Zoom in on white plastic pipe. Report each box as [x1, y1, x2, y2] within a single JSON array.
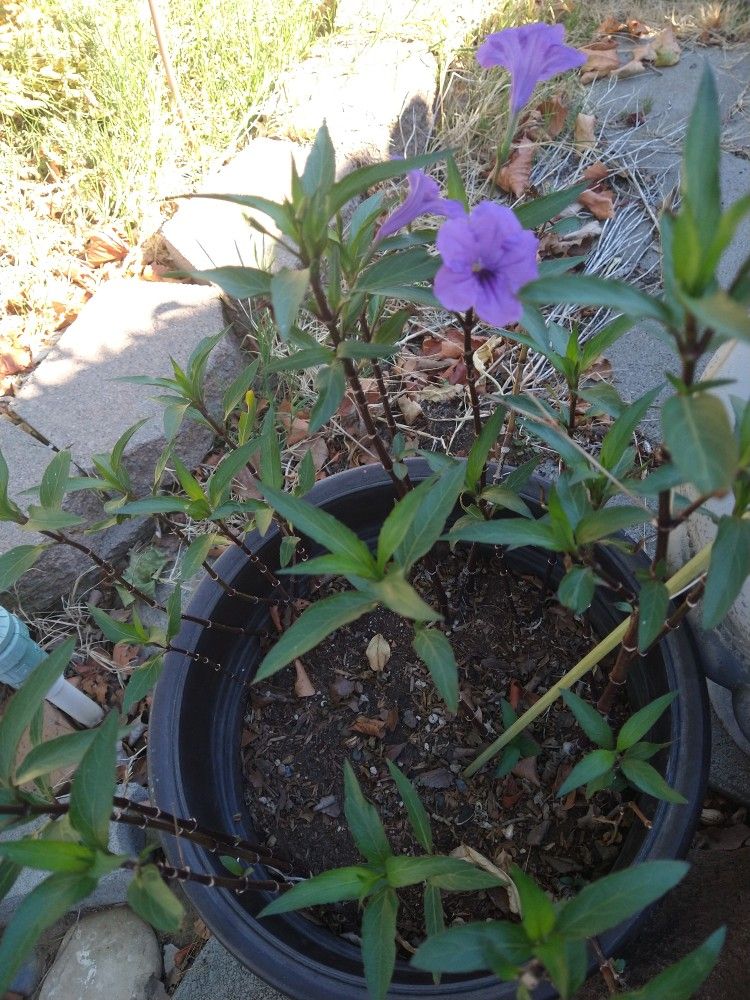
[[0, 608, 103, 728]]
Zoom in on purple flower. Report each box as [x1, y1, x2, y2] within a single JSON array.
[[434, 202, 539, 327], [477, 23, 586, 116], [375, 170, 464, 241]]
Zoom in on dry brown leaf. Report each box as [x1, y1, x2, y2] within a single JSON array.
[[450, 844, 521, 913], [84, 228, 129, 266], [584, 161, 609, 182], [598, 16, 624, 34], [417, 384, 463, 403], [583, 38, 619, 51], [579, 46, 620, 84], [113, 642, 139, 668], [313, 794, 341, 818], [579, 186, 616, 220], [574, 113, 597, 152], [397, 395, 423, 425], [613, 58, 647, 79], [366, 633, 391, 671], [495, 141, 536, 198], [294, 659, 316, 697], [539, 220, 602, 256], [472, 336, 501, 376], [627, 19, 651, 35], [537, 96, 568, 137], [350, 716, 387, 738], [654, 26, 681, 66], [0, 341, 31, 377], [632, 40, 657, 62], [512, 755, 541, 786]]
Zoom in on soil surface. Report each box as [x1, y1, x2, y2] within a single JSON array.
[[241, 551, 632, 946]]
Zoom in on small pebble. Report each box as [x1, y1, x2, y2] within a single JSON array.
[[369, 766, 378, 775]]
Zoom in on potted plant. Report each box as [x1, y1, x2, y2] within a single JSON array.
[[0, 24, 747, 999]]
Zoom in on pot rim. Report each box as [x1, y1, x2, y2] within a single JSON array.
[[149, 461, 710, 1000]]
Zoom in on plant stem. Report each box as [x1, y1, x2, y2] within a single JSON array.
[[359, 311, 400, 442], [123, 857, 294, 894], [496, 343, 528, 478], [597, 614, 638, 714], [214, 519, 292, 602], [460, 309, 483, 439]]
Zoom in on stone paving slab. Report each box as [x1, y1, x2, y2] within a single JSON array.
[[173, 937, 282, 1000], [162, 138, 311, 274]]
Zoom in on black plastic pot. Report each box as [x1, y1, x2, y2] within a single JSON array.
[[149, 461, 710, 1000]]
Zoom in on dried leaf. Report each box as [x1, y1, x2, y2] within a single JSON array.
[[472, 336, 501, 376], [350, 716, 387, 738], [366, 633, 391, 671], [84, 228, 129, 266], [574, 113, 597, 152], [112, 642, 139, 668], [0, 341, 31, 376], [294, 659, 316, 697], [613, 58, 647, 79], [313, 794, 341, 818], [330, 676, 355, 701], [450, 844, 521, 913], [579, 186, 616, 220], [580, 46, 620, 83], [495, 141, 536, 198], [584, 161, 609, 182], [511, 755, 541, 786], [537, 96, 568, 137], [419, 767, 454, 789], [654, 26, 680, 66], [397, 395, 423, 425]]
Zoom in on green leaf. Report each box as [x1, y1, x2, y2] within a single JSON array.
[[512, 865, 556, 943], [376, 481, 430, 571], [368, 572, 439, 621], [0, 637, 75, 784], [0, 858, 20, 905], [0, 872, 97, 996], [617, 692, 677, 750], [580, 316, 634, 371], [343, 760, 392, 865], [703, 516, 750, 628], [429, 865, 510, 892], [22, 507, 83, 532], [576, 506, 652, 545], [88, 606, 146, 645], [267, 346, 334, 372], [685, 289, 750, 342], [336, 341, 399, 360], [68, 711, 119, 850], [256, 592, 376, 681], [223, 361, 259, 418], [637, 581, 671, 652], [561, 690, 615, 748], [394, 461, 466, 571], [536, 936, 587, 1000], [185, 193, 295, 238], [620, 758, 687, 803], [412, 627, 459, 712], [662, 393, 738, 494], [16, 729, 98, 784], [385, 855, 477, 888], [0, 839, 96, 873], [257, 484, 376, 573], [328, 149, 446, 216], [361, 888, 398, 1000], [355, 246, 439, 296], [309, 362, 346, 433], [513, 181, 589, 230], [181, 266, 271, 299], [620, 928, 725, 999], [180, 534, 220, 580], [412, 920, 532, 974], [522, 276, 671, 326], [466, 407, 505, 492], [386, 761, 432, 853], [447, 516, 565, 551], [117, 496, 191, 517], [423, 881, 444, 943], [557, 748, 617, 797], [127, 864, 184, 932], [271, 267, 309, 340], [556, 861, 688, 938], [123, 656, 164, 714], [0, 544, 47, 593], [557, 566, 596, 614], [260, 865, 379, 916], [681, 64, 721, 255], [302, 123, 335, 197], [372, 308, 411, 345], [480, 486, 532, 518], [600, 387, 661, 471], [39, 451, 71, 509]]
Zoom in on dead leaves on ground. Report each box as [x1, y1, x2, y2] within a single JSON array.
[[579, 23, 682, 84]]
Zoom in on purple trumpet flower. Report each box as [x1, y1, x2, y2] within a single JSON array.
[[375, 170, 464, 242], [477, 23, 586, 116], [434, 201, 539, 328]]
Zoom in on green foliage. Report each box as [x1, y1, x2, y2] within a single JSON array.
[[127, 864, 185, 932], [494, 700, 540, 779]]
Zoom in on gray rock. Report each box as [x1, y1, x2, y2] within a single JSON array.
[[173, 936, 283, 1000], [162, 138, 311, 274], [6, 280, 246, 609], [37, 907, 161, 1000], [268, 36, 437, 161]]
